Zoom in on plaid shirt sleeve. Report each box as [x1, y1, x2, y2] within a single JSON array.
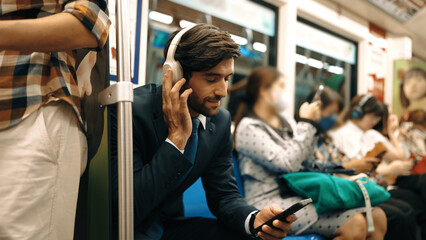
[[0, 0, 111, 130], [64, 0, 111, 51]]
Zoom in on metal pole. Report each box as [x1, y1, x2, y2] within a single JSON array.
[[116, 0, 134, 239]]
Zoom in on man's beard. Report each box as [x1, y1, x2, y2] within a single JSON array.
[[184, 84, 221, 117]]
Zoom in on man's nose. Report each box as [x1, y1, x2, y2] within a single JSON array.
[[214, 79, 228, 98]]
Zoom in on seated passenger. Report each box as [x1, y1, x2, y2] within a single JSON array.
[[235, 66, 386, 239], [110, 24, 295, 240], [312, 94, 419, 240], [397, 109, 426, 173], [328, 94, 426, 240], [299, 88, 419, 240]]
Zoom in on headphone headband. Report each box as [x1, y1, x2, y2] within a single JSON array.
[[163, 26, 195, 83], [358, 93, 374, 108], [351, 93, 375, 119], [166, 26, 194, 63]]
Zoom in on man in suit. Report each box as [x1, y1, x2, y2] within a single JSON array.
[[112, 24, 295, 240]]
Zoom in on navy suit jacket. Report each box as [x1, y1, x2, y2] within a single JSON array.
[[111, 84, 256, 236]]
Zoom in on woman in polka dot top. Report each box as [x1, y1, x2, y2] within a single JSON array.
[[235, 66, 386, 239]]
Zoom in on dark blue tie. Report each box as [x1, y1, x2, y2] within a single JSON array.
[[145, 118, 200, 240], [182, 118, 200, 180], [184, 118, 200, 162]]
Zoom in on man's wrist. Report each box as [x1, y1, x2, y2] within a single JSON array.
[[245, 210, 260, 238], [165, 138, 184, 153], [167, 134, 187, 150]]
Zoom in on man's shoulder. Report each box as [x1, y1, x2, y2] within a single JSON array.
[[133, 84, 162, 108], [211, 107, 231, 122], [134, 83, 161, 99]]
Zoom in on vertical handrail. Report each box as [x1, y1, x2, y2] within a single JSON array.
[[116, 0, 134, 239]]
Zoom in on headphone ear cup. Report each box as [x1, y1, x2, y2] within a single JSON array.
[[163, 27, 194, 84], [171, 61, 183, 83], [351, 106, 363, 119], [163, 62, 172, 76], [162, 60, 183, 84]]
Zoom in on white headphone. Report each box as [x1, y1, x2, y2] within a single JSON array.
[[163, 26, 195, 83]]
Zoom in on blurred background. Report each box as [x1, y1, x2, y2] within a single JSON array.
[[108, 0, 426, 119]]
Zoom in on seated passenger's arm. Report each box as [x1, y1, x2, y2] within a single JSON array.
[[385, 113, 406, 160], [375, 160, 413, 176], [342, 157, 380, 173], [110, 107, 192, 226], [381, 137, 406, 161], [136, 144, 194, 224], [236, 119, 317, 173], [364, 129, 404, 161], [202, 123, 257, 236], [204, 120, 295, 240]]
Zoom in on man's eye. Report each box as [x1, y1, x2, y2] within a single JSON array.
[[206, 79, 216, 82]]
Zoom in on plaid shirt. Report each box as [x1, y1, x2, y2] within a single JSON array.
[[0, 0, 110, 130]]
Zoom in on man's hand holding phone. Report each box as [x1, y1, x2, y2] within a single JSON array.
[[162, 69, 192, 150], [253, 204, 296, 240]]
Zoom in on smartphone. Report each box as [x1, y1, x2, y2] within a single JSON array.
[[365, 142, 387, 159], [254, 198, 313, 233], [375, 150, 387, 160], [311, 85, 324, 103]]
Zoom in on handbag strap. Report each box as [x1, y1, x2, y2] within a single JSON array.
[[341, 173, 374, 232], [353, 176, 375, 232], [344, 173, 369, 182]]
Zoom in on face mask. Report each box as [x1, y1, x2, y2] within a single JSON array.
[[319, 114, 338, 132], [266, 88, 291, 113]]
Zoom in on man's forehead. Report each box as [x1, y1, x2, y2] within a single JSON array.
[[202, 59, 234, 76]]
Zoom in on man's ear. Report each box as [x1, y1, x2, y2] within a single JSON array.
[[179, 79, 191, 95]]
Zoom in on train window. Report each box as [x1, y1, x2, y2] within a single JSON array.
[[294, 18, 358, 111]]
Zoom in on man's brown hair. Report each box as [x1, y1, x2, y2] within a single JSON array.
[[163, 23, 240, 81]]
